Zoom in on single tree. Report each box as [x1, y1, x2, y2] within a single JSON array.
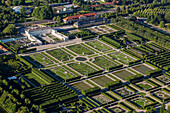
[[160, 21, 165, 28], [56, 16, 61, 25]]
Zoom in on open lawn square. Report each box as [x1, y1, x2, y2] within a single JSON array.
[[131, 97, 152, 107], [112, 70, 134, 80], [49, 67, 75, 80], [112, 87, 134, 97], [91, 76, 114, 87], [46, 49, 72, 61], [153, 90, 170, 99], [110, 106, 126, 113], [86, 40, 112, 52], [27, 53, 53, 66], [68, 62, 96, 75], [156, 75, 170, 84], [71, 81, 92, 92], [108, 52, 135, 64], [136, 81, 155, 90], [93, 56, 117, 69], [67, 44, 94, 55], [132, 64, 153, 75], [91, 94, 113, 105], [23, 73, 48, 87]]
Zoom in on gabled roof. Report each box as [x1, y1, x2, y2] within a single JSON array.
[[91, 5, 99, 8], [102, 2, 114, 5], [64, 13, 97, 21]]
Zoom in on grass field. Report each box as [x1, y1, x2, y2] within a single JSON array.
[[71, 82, 92, 92], [49, 67, 75, 80], [67, 44, 94, 55], [132, 97, 151, 107], [25, 0, 32, 3], [137, 83, 152, 90], [108, 52, 135, 64], [24, 73, 47, 86], [91, 76, 113, 87], [132, 65, 153, 74], [68, 62, 96, 75], [113, 70, 134, 80], [86, 40, 112, 52], [93, 56, 116, 69], [46, 49, 72, 61], [28, 53, 53, 66]]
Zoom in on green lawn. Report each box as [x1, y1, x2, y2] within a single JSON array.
[[25, 0, 33, 3], [28, 53, 53, 66], [24, 73, 48, 86], [113, 70, 134, 80], [67, 44, 94, 55], [50, 67, 75, 80], [108, 52, 135, 64], [86, 40, 112, 52], [132, 65, 153, 74], [137, 83, 152, 90], [132, 98, 151, 107], [93, 56, 116, 69], [68, 62, 96, 75], [71, 82, 92, 92], [46, 49, 72, 61], [91, 76, 113, 87]]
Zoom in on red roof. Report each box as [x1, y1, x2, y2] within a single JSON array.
[[113, 0, 119, 3], [102, 2, 114, 5], [64, 13, 97, 21], [91, 5, 99, 8]]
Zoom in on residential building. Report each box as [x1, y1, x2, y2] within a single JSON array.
[[13, 6, 33, 14], [52, 4, 78, 14], [63, 13, 98, 24], [73, 18, 107, 28]]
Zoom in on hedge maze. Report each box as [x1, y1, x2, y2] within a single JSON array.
[[15, 36, 170, 112]]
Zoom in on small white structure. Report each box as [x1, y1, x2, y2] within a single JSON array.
[[25, 30, 42, 45], [8, 76, 17, 80], [51, 30, 68, 41], [13, 6, 33, 14]]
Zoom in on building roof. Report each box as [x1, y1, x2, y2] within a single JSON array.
[[91, 5, 99, 8], [102, 2, 114, 5], [63, 4, 78, 8], [64, 13, 97, 21], [113, 0, 119, 3]]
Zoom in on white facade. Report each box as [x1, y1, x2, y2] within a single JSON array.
[[25, 31, 42, 45], [51, 30, 68, 41]]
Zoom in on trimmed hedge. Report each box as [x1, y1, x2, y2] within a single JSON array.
[[145, 69, 162, 77], [19, 48, 37, 54], [128, 60, 142, 66], [82, 87, 101, 96], [125, 74, 144, 83], [87, 70, 104, 77], [104, 80, 122, 89], [108, 65, 123, 72]]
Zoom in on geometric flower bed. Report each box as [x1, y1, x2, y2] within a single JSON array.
[[86, 40, 112, 52], [155, 75, 170, 84], [110, 106, 126, 113], [135, 79, 159, 91], [91, 93, 114, 105], [153, 90, 170, 99], [71, 81, 93, 92], [112, 70, 135, 80], [111, 85, 136, 99], [108, 51, 135, 64]]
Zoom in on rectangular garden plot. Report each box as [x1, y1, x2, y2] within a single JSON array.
[[155, 75, 170, 84], [135, 80, 159, 91], [24, 73, 48, 86], [108, 52, 135, 64], [26, 53, 53, 67], [49, 67, 75, 80], [132, 64, 153, 75], [68, 62, 97, 76], [93, 56, 117, 69], [127, 96, 155, 109], [46, 49, 73, 61], [90, 94, 114, 106], [151, 89, 170, 102], [86, 40, 112, 52], [67, 44, 94, 55], [111, 86, 135, 99], [108, 104, 129, 113], [71, 81, 93, 92], [112, 70, 134, 80], [91, 76, 114, 87]]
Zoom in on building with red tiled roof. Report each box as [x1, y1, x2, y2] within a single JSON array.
[[63, 13, 97, 24], [91, 5, 99, 8], [113, 0, 119, 4], [102, 2, 114, 6]]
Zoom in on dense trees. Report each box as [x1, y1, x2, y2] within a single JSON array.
[[32, 5, 53, 19], [2, 24, 17, 35]]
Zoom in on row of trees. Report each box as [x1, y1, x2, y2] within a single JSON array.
[[0, 0, 25, 6], [116, 17, 170, 48]]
